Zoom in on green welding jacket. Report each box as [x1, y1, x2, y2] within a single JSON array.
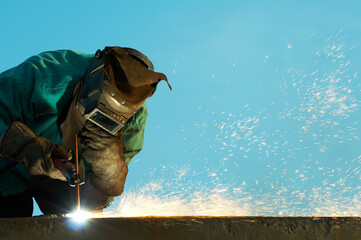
[[0, 50, 148, 196]]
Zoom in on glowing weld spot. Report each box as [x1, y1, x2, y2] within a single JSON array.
[[66, 210, 92, 223]]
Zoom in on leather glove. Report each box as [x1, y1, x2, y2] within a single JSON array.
[[0, 121, 72, 181], [79, 121, 128, 196]]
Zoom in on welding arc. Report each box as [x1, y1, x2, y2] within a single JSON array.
[[75, 134, 80, 211]]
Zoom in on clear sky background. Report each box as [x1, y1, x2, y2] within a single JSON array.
[[1, 0, 361, 216]]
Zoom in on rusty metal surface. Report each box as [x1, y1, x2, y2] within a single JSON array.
[[1, 216, 361, 240]]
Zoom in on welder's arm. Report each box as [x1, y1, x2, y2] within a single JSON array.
[[0, 121, 72, 180], [122, 103, 148, 165]]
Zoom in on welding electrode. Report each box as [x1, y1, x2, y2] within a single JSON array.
[[53, 134, 81, 211], [75, 134, 80, 211]]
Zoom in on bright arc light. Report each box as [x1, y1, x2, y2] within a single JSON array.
[[66, 210, 92, 223]]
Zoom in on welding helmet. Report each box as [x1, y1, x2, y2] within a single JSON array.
[[61, 47, 171, 150]]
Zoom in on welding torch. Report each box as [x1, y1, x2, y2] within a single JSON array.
[[53, 135, 82, 211]]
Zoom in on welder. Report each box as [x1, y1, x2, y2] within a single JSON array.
[[0, 47, 170, 217]]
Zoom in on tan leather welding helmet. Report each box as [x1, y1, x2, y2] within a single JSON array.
[[61, 47, 171, 150]]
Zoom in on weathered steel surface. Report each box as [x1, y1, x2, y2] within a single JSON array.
[[0, 216, 361, 240]]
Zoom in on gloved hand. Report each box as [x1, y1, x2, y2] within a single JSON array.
[[79, 121, 128, 196], [53, 156, 86, 186], [0, 121, 72, 181]]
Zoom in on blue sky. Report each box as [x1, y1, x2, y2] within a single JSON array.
[[1, 1, 361, 216]]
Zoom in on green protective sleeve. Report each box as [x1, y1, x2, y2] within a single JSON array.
[[122, 103, 148, 165]]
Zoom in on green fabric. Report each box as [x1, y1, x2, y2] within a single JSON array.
[[0, 50, 147, 196]]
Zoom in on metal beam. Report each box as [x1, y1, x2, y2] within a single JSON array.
[[0, 216, 360, 240]]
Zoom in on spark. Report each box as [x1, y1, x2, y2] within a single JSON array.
[[104, 31, 361, 218], [263, 55, 269, 62]]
